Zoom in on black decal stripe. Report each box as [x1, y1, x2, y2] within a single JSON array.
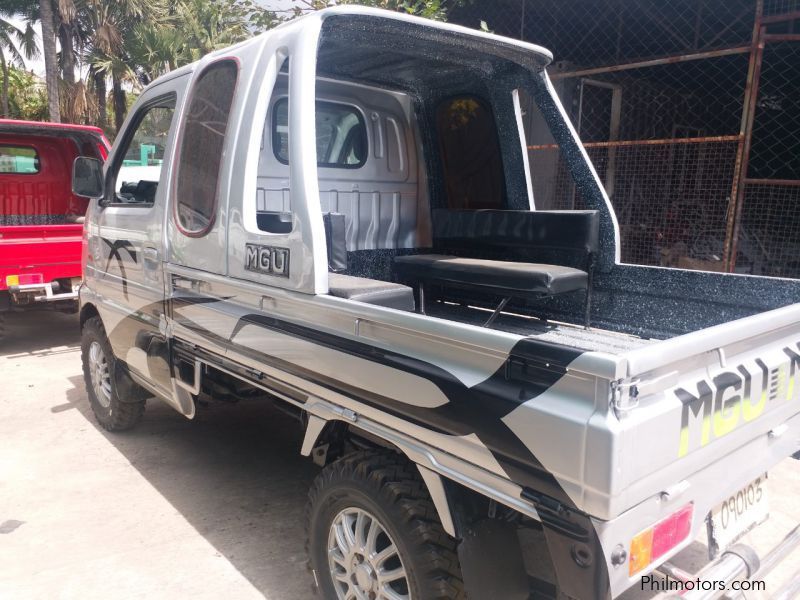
[[174, 298, 584, 508], [102, 238, 138, 301]]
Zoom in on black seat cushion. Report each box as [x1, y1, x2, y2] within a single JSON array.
[[323, 212, 348, 272], [328, 273, 416, 312], [394, 254, 588, 296]]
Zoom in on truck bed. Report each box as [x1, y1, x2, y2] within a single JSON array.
[[427, 301, 655, 353], [0, 224, 83, 291]]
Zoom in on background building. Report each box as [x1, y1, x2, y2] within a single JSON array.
[[451, 0, 800, 277]]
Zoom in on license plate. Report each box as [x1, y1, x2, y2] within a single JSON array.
[[707, 475, 769, 558]]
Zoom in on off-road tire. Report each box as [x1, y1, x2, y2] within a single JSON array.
[[81, 316, 145, 431], [306, 450, 465, 600]]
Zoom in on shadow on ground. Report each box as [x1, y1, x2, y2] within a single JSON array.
[[1, 310, 80, 356], [2, 312, 320, 598], [64, 376, 317, 600], [60, 356, 320, 599]]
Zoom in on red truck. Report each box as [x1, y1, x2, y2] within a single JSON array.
[[0, 120, 109, 321]]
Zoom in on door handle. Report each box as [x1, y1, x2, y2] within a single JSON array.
[[173, 276, 194, 290], [142, 247, 159, 264], [172, 276, 209, 293]]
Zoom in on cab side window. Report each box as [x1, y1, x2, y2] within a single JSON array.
[[0, 145, 40, 174], [111, 98, 176, 205], [175, 60, 238, 235], [272, 99, 367, 168]]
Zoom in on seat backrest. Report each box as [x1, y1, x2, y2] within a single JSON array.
[[323, 212, 348, 272], [431, 209, 600, 271], [432, 209, 599, 254]]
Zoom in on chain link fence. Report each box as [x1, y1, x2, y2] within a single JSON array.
[[450, 0, 800, 277]]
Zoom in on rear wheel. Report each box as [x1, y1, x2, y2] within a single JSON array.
[[306, 451, 464, 600], [81, 316, 145, 431]]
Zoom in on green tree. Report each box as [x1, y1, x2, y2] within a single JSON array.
[[123, 0, 275, 83], [4, 66, 47, 120], [78, 0, 272, 132], [5, 0, 465, 129], [77, 0, 166, 132], [177, 0, 258, 61], [38, 0, 60, 121], [0, 7, 39, 117], [284, 0, 462, 21]]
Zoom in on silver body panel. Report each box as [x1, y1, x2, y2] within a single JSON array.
[[258, 74, 428, 251]]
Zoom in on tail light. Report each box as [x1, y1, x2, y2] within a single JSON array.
[[6, 274, 44, 287], [629, 504, 693, 576]]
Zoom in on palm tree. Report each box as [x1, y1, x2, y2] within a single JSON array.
[[81, 0, 259, 130], [177, 0, 251, 60], [125, 22, 184, 83], [77, 0, 165, 132], [5, 0, 276, 127], [0, 9, 39, 117], [38, 0, 60, 121], [56, 0, 77, 85]]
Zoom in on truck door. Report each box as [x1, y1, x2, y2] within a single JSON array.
[[89, 77, 185, 397], [166, 35, 329, 355], [223, 40, 329, 295], [163, 59, 240, 357]]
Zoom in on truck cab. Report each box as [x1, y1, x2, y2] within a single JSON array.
[[75, 8, 800, 599], [0, 120, 108, 316]]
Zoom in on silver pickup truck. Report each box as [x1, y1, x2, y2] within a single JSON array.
[[71, 7, 800, 600]]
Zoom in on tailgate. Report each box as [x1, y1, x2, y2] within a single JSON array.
[[611, 302, 800, 516], [0, 224, 83, 290]]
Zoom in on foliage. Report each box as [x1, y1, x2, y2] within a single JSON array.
[[125, 0, 279, 83], [1, 4, 40, 116], [9, 0, 465, 127], [284, 0, 463, 21], [3, 67, 48, 120], [104, 89, 137, 140], [0, 12, 38, 66]]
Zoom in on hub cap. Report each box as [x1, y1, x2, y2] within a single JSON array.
[[327, 507, 410, 600], [88, 341, 112, 408]]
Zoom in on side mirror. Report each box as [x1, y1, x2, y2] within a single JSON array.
[[72, 156, 104, 199]]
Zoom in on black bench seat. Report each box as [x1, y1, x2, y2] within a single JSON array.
[[328, 273, 415, 312], [393, 255, 588, 296], [393, 209, 600, 327]]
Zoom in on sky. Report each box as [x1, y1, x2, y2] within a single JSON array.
[[6, 0, 300, 78]]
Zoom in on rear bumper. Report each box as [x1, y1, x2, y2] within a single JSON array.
[[7, 281, 79, 304], [597, 409, 800, 598], [654, 523, 800, 600]]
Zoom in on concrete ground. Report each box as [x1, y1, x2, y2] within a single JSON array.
[[1, 310, 798, 600]]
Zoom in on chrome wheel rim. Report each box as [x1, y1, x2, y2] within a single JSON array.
[[88, 341, 112, 408], [327, 507, 410, 600]]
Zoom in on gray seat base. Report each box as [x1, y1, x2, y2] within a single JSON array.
[[328, 273, 416, 312], [393, 254, 588, 296]]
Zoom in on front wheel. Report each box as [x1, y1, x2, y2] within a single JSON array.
[[81, 316, 145, 431], [306, 451, 464, 600]]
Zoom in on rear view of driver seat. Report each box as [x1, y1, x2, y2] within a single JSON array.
[[323, 213, 416, 312]]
